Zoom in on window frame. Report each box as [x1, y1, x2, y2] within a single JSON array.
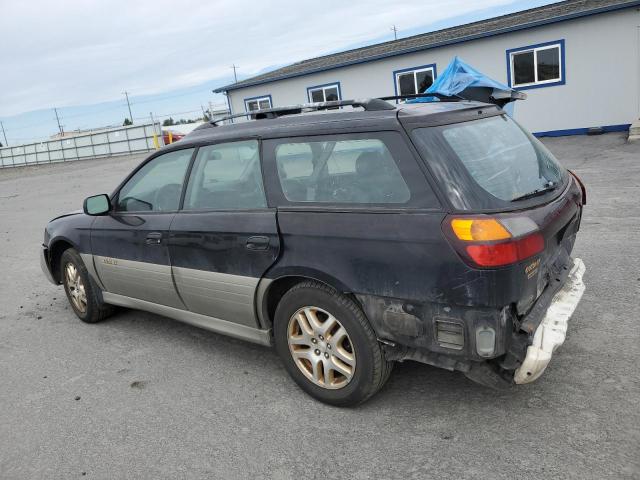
[[111, 146, 197, 215], [244, 95, 273, 113], [392, 64, 437, 101], [261, 130, 442, 211], [506, 39, 565, 90], [306, 82, 342, 103]]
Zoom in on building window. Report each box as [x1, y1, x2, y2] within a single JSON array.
[[244, 95, 272, 112], [393, 64, 436, 97], [306, 83, 342, 104], [507, 40, 565, 89]]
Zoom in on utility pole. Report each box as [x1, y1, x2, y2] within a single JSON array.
[[0, 121, 8, 147], [391, 25, 398, 40], [123, 91, 134, 124], [231, 64, 238, 83], [53, 108, 64, 136]]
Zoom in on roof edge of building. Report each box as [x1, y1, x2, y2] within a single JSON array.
[[213, 0, 640, 94]]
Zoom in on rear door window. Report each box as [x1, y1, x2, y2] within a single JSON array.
[[183, 140, 266, 210]]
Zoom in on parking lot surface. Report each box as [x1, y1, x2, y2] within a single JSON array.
[[1, 134, 639, 479]]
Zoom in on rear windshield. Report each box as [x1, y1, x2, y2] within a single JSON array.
[[412, 115, 567, 210]]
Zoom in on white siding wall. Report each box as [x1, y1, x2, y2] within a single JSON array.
[[227, 8, 640, 133]]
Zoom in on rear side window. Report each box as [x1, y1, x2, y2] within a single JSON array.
[[412, 115, 567, 209], [274, 138, 411, 204]]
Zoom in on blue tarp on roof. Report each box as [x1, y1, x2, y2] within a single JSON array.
[[408, 56, 525, 116]]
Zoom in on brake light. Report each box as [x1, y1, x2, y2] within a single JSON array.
[[447, 217, 544, 268], [466, 233, 544, 267], [568, 170, 586, 205]]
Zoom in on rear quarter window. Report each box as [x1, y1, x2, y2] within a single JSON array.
[[275, 138, 410, 204], [263, 132, 440, 209]]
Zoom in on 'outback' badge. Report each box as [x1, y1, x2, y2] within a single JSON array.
[[525, 258, 540, 279]]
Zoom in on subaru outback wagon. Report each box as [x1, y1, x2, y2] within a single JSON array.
[[41, 97, 586, 406]]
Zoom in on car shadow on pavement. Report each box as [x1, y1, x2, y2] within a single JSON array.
[[98, 307, 527, 411]]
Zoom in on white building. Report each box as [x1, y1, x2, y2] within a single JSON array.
[[215, 0, 640, 136]]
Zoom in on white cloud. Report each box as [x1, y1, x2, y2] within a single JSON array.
[[0, 0, 514, 116]]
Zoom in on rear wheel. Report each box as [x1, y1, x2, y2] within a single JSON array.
[[274, 281, 392, 406], [61, 248, 114, 323]]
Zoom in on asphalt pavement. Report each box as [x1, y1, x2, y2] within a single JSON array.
[[0, 134, 638, 479]]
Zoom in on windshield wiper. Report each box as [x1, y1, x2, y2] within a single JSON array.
[[511, 182, 557, 202]]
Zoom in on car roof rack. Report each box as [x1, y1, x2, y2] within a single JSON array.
[[208, 93, 465, 126]]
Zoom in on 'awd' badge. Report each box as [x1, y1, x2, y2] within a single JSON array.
[[102, 257, 118, 266]]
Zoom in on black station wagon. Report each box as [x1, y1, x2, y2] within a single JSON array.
[[41, 96, 586, 406]]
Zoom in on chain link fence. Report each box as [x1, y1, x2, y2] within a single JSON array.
[[0, 122, 164, 169]]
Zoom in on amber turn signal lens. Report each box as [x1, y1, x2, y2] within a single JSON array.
[[451, 218, 512, 242]]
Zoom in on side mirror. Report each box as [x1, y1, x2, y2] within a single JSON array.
[[83, 194, 111, 216]]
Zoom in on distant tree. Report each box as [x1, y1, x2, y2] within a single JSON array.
[[123, 118, 132, 126], [162, 117, 175, 126]]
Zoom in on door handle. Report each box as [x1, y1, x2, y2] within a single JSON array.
[[246, 236, 269, 251], [146, 232, 163, 245]]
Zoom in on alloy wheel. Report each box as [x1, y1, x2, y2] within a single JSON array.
[[65, 262, 87, 314], [287, 306, 356, 389]]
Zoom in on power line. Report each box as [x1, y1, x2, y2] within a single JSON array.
[[3, 87, 224, 131], [134, 108, 202, 120], [130, 87, 217, 106]]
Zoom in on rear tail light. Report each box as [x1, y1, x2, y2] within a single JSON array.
[[445, 216, 544, 268], [568, 170, 586, 205]]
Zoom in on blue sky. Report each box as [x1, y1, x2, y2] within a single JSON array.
[[0, 0, 559, 145]]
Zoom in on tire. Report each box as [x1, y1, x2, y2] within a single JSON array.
[[60, 248, 114, 323], [274, 281, 393, 406]]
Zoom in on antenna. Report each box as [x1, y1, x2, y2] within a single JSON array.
[[231, 64, 238, 83], [391, 25, 398, 41]]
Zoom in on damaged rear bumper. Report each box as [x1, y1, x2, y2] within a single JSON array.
[[514, 257, 586, 384]]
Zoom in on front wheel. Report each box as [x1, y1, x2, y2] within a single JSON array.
[[60, 248, 114, 323], [274, 281, 393, 406]]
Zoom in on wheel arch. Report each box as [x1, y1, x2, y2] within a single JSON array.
[[48, 237, 78, 283], [257, 268, 353, 330]]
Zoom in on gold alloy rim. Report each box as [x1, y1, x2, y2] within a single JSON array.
[[65, 262, 87, 314], [287, 306, 356, 390]]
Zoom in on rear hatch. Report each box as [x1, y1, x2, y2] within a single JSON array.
[[406, 109, 585, 313]]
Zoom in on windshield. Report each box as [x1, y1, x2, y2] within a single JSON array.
[[412, 115, 567, 210]]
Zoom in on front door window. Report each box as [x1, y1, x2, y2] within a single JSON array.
[[116, 148, 194, 212]]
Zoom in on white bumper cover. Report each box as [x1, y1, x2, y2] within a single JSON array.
[[514, 258, 586, 384]]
